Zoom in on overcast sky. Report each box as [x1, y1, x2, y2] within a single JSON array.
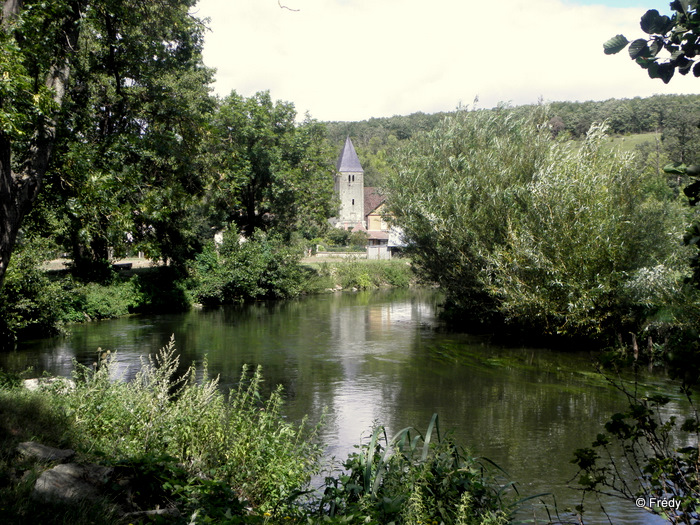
[[194, 0, 699, 122]]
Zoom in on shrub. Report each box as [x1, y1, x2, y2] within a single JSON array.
[[191, 230, 305, 305], [318, 414, 512, 525], [62, 338, 324, 518], [0, 239, 73, 342], [306, 260, 413, 292], [70, 280, 141, 320], [571, 365, 700, 523], [130, 266, 191, 313], [381, 262, 412, 288], [1, 341, 516, 523]]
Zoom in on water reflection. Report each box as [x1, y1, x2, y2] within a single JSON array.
[[3, 288, 674, 524]]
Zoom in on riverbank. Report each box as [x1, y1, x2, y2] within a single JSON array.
[[0, 343, 513, 524], [0, 254, 416, 346]]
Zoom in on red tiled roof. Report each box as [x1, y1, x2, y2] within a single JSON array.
[[364, 187, 386, 217]]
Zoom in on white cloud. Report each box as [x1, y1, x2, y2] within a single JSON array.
[[195, 0, 700, 122]]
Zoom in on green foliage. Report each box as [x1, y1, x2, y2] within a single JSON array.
[[68, 280, 139, 320], [663, 161, 700, 291], [205, 91, 335, 239], [0, 340, 518, 524], [191, 230, 305, 305], [63, 339, 325, 518], [318, 414, 511, 525], [334, 260, 412, 290], [490, 124, 689, 338], [49, 0, 215, 271], [571, 369, 700, 522], [0, 242, 195, 342], [324, 228, 351, 247], [0, 19, 57, 140], [129, 266, 191, 313], [604, 2, 700, 83], [319, 229, 368, 252], [1, 0, 216, 281], [0, 239, 70, 341], [386, 108, 691, 340], [302, 260, 413, 294]]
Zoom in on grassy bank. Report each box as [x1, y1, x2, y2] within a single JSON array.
[[301, 259, 414, 293], [0, 240, 415, 344], [0, 341, 513, 524]]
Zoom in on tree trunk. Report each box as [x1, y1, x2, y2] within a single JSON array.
[[0, 0, 83, 288]]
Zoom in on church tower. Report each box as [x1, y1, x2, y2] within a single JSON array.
[[335, 137, 365, 229]]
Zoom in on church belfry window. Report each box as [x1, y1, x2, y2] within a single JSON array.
[[352, 199, 355, 205], [348, 175, 351, 182]]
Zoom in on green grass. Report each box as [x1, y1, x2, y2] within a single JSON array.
[[302, 259, 415, 293], [604, 132, 660, 153]]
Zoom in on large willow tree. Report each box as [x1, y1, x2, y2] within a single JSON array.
[[386, 107, 690, 340]]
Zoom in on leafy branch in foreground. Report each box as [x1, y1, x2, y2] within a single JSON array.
[[570, 364, 700, 523], [604, 2, 700, 83]]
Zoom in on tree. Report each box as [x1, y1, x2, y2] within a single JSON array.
[[0, 0, 85, 287], [0, 0, 210, 285], [385, 108, 689, 339], [48, 0, 214, 274], [206, 91, 335, 240]]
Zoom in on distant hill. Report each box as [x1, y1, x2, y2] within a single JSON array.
[[324, 94, 700, 186]]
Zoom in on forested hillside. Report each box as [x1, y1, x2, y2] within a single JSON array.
[[326, 94, 700, 186]]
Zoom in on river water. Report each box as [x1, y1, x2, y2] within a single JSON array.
[[2, 288, 680, 524]]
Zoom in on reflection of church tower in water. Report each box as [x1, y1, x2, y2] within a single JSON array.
[[334, 137, 365, 229]]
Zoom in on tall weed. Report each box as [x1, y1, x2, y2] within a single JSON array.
[[319, 414, 511, 524], [63, 338, 324, 518]]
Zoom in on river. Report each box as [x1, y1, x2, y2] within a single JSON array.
[[2, 288, 679, 524]]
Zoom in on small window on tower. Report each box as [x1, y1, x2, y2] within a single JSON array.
[[348, 175, 351, 183], [352, 175, 355, 182], [352, 199, 355, 205]]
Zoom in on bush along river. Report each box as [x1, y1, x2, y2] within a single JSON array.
[[3, 287, 682, 523]]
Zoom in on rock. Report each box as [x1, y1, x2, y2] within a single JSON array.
[[17, 442, 75, 462], [32, 463, 113, 503], [23, 377, 75, 392], [123, 508, 181, 519]]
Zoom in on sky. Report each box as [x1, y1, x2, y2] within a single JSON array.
[[194, 0, 699, 122]]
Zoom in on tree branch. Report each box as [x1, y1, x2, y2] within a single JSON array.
[[278, 1, 299, 12]]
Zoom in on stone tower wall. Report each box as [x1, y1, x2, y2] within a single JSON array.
[[335, 169, 364, 227]]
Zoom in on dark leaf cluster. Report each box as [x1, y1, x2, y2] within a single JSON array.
[[605, 2, 700, 83], [571, 373, 700, 523]]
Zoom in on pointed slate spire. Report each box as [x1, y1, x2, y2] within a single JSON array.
[[336, 137, 364, 172]]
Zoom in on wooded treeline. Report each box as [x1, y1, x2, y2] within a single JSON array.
[[327, 94, 700, 186]]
